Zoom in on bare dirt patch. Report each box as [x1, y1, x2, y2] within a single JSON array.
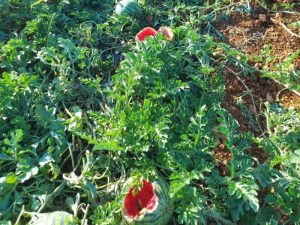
[[215, 6, 300, 134], [224, 71, 299, 127], [214, 143, 231, 176], [215, 8, 300, 69], [214, 6, 300, 166], [247, 143, 268, 164]]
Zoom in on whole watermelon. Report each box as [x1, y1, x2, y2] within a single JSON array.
[[29, 211, 77, 225], [115, 0, 142, 17], [123, 178, 173, 225]]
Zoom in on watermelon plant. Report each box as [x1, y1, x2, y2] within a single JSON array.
[[0, 0, 300, 225]]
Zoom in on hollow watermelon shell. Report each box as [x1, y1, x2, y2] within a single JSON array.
[[123, 178, 174, 225], [115, 0, 142, 17]]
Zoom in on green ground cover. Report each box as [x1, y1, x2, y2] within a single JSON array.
[[0, 1, 300, 224]]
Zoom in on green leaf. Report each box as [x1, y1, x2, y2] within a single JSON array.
[[256, 206, 275, 224], [19, 166, 38, 183], [289, 150, 300, 164], [6, 173, 18, 184], [39, 153, 55, 167], [249, 198, 259, 212], [0, 153, 15, 161], [93, 142, 123, 151], [270, 154, 287, 168], [264, 194, 276, 204], [228, 180, 259, 212], [0, 221, 12, 225], [169, 171, 199, 198], [290, 207, 300, 223], [66, 193, 80, 215]]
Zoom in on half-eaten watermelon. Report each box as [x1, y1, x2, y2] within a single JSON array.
[[123, 178, 173, 225], [158, 27, 174, 41], [136, 27, 158, 42]]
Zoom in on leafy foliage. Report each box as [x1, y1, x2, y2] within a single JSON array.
[[0, 0, 300, 225], [255, 45, 300, 92]]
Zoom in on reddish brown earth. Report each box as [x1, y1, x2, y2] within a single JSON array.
[[214, 143, 232, 176], [213, 5, 300, 170], [216, 6, 300, 131], [224, 70, 300, 133], [215, 8, 300, 69]]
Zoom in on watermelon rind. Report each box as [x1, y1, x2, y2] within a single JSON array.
[[123, 178, 174, 225], [115, 0, 142, 18], [29, 211, 77, 225]]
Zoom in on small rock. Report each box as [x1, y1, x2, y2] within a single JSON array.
[[230, 106, 236, 111], [266, 93, 274, 103], [258, 14, 267, 22], [275, 12, 283, 18], [254, 20, 261, 26]]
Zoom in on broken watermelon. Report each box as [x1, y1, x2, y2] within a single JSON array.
[[123, 178, 173, 225]]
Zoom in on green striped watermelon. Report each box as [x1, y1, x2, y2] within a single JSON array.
[[115, 0, 142, 17], [123, 178, 173, 225]]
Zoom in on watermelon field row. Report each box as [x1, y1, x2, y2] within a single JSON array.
[[0, 1, 300, 224]]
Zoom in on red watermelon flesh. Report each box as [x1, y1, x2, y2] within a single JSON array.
[[158, 26, 174, 41], [124, 179, 158, 218], [136, 27, 158, 42]]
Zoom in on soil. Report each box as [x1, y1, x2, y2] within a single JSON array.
[[214, 143, 231, 176], [247, 143, 268, 164], [215, 7, 300, 69], [223, 70, 300, 134], [213, 5, 300, 167], [215, 4, 300, 112]]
